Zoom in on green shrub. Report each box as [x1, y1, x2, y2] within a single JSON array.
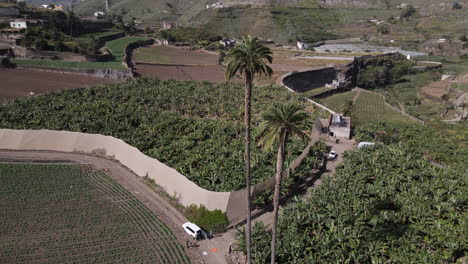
[[184, 205, 228, 233]]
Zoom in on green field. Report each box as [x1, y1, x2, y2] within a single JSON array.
[[12, 36, 148, 70], [11, 59, 124, 69], [134, 45, 217, 65], [0, 78, 321, 192], [316, 90, 416, 126], [77, 31, 121, 42], [302, 87, 334, 98], [351, 91, 416, 126], [316, 90, 356, 112], [0, 164, 189, 264]]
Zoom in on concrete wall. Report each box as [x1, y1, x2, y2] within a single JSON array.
[[0, 129, 231, 212], [15, 64, 133, 79], [282, 67, 337, 93]]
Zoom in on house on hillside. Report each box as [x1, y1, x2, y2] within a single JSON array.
[[312, 114, 351, 140], [297, 41, 310, 50], [94, 11, 105, 17], [9, 19, 43, 30], [9, 20, 27, 29], [219, 38, 236, 48], [329, 114, 351, 139], [162, 21, 177, 30]]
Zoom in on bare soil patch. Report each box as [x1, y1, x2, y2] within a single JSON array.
[[0, 68, 116, 104], [134, 45, 218, 65], [135, 63, 236, 83], [420, 79, 450, 98]]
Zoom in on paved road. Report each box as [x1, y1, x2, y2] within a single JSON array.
[[0, 150, 230, 264]]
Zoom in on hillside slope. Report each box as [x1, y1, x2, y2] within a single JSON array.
[[72, 0, 467, 46]]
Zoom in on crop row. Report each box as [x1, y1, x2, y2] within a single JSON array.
[[351, 91, 415, 126], [0, 164, 189, 264]]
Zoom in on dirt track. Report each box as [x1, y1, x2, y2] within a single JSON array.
[[0, 68, 116, 103], [0, 150, 232, 264]]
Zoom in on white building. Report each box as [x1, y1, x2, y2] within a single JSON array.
[[297, 41, 310, 50], [10, 21, 27, 29], [94, 11, 105, 17]]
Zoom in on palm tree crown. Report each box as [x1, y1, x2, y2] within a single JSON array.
[[225, 35, 273, 82], [258, 103, 311, 150]]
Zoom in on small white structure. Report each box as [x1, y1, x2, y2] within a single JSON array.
[[10, 21, 27, 29], [207, 2, 225, 9], [297, 41, 310, 50], [358, 142, 375, 149], [94, 11, 105, 17], [220, 38, 236, 48]]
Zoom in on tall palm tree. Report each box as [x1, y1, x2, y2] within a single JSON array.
[[258, 103, 311, 264], [225, 35, 273, 263]]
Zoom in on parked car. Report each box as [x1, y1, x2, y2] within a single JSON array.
[[358, 142, 375, 149], [182, 222, 202, 240], [328, 150, 337, 160]]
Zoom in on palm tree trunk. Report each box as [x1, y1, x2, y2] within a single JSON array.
[[270, 132, 286, 264], [244, 71, 252, 264]]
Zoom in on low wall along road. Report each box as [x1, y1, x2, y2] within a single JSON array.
[[0, 129, 231, 212]]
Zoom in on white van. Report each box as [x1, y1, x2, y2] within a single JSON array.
[[182, 222, 202, 239], [358, 142, 375, 149]]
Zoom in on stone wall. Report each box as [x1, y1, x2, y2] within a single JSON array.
[[123, 39, 155, 69], [15, 64, 133, 79], [282, 67, 337, 93]]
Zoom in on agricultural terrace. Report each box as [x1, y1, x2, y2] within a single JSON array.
[[0, 78, 322, 192], [12, 36, 148, 70], [315, 90, 415, 126], [134, 45, 218, 65], [76, 31, 121, 43], [316, 90, 356, 112], [351, 91, 416, 126], [0, 164, 189, 264]]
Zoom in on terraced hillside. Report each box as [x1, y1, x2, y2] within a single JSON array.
[[74, 0, 466, 45], [316, 89, 416, 126], [0, 164, 189, 264]]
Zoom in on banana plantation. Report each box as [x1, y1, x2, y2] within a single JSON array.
[[236, 140, 467, 263], [0, 78, 316, 192]]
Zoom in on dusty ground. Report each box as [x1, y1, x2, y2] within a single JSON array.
[[0, 68, 116, 104], [0, 150, 231, 264], [135, 63, 233, 83], [420, 78, 451, 98], [134, 45, 218, 65]]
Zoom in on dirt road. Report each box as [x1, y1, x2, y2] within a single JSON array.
[[0, 150, 231, 264]]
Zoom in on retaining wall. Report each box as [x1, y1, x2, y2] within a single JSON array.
[[15, 64, 133, 79], [282, 67, 337, 93], [0, 129, 231, 212], [123, 39, 155, 69]]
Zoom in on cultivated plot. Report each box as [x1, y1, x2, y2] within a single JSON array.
[[0, 164, 189, 264]]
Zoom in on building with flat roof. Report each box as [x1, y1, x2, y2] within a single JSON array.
[[329, 114, 351, 139]]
